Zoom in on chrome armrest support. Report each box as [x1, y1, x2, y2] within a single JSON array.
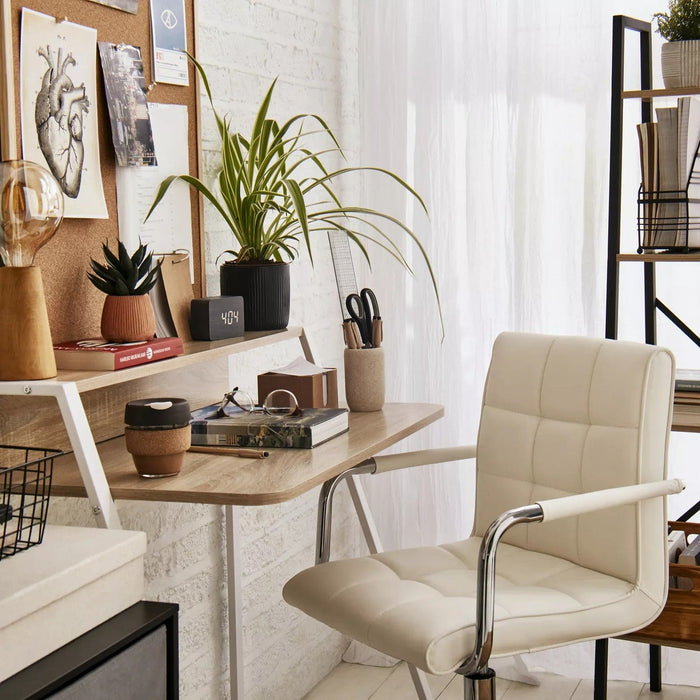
[[456, 477, 685, 678], [316, 459, 376, 564], [456, 504, 544, 677], [316, 446, 477, 565]]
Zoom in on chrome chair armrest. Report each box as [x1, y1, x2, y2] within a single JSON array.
[[316, 446, 477, 564], [458, 477, 685, 678]]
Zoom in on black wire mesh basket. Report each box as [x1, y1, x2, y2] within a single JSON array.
[[0, 445, 61, 561]]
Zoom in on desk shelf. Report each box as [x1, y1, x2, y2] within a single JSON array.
[[0, 326, 311, 528], [54, 327, 307, 393]]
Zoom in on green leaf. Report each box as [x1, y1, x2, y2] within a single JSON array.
[[283, 178, 311, 263]]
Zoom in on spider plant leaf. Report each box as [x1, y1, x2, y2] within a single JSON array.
[[283, 178, 311, 263], [184, 51, 228, 141], [306, 167, 428, 216], [145, 174, 238, 239]]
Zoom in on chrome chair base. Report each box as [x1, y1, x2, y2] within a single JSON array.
[[462, 667, 496, 700]]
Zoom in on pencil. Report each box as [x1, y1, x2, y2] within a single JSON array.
[[188, 446, 270, 459], [350, 321, 363, 349], [371, 318, 383, 348]]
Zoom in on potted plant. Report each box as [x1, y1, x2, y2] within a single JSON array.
[[655, 0, 700, 87], [146, 55, 441, 332], [88, 240, 160, 342]]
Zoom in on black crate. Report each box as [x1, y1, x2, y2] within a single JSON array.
[[0, 446, 61, 561]]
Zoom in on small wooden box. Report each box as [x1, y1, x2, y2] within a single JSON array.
[[257, 369, 338, 409]]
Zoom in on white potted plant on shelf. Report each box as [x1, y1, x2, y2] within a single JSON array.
[[146, 55, 442, 333], [655, 0, 700, 88]]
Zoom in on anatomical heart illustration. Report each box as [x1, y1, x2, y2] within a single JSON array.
[[20, 10, 108, 218], [35, 46, 89, 198]]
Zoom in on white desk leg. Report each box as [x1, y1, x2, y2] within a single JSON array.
[[54, 384, 122, 529], [225, 505, 244, 700], [0, 381, 121, 529], [346, 475, 434, 700]]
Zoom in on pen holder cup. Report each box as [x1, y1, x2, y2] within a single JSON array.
[[344, 348, 385, 412]]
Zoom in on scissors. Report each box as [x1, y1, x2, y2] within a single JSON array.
[[345, 288, 381, 347]]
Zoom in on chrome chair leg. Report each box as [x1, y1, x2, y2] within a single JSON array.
[[462, 668, 496, 700]]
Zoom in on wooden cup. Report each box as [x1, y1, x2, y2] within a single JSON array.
[[344, 348, 385, 412]]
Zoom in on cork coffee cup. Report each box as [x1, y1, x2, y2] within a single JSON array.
[[344, 348, 385, 412], [125, 398, 191, 478]]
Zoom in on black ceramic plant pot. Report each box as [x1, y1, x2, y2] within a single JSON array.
[[220, 261, 290, 331]]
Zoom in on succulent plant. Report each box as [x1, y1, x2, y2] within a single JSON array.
[[88, 240, 160, 296]]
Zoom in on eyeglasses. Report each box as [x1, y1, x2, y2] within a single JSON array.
[[216, 387, 302, 419]]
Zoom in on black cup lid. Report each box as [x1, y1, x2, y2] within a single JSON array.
[[124, 398, 191, 428]]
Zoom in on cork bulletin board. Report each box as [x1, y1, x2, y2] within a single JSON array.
[[0, 0, 203, 343]]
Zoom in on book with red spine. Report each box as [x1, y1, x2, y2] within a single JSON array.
[[53, 337, 184, 371]]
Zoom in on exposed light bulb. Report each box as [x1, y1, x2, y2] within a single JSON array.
[[0, 160, 64, 267]]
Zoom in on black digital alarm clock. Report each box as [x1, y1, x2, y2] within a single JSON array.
[[190, 296, 245, 340]]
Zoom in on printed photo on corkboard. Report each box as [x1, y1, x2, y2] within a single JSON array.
[[19, 9, 108, 218], [98, 41, 157, 167]]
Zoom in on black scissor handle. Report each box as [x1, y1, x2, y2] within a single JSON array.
[[346, 293, 371, 345], [360, 288, 381, 320]]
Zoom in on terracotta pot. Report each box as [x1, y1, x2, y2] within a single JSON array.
[[101, 294, 156, 342], [661, 40, 700, 88], [219, 261, 290, 331]]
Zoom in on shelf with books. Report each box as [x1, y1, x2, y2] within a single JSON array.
[[635, 95, 700, 251], [606, 15, 700, 350], [53, 327, 307, 393]]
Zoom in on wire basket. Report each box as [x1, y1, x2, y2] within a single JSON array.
[[636, 186, 700, 251], [0, 445, 61, 561]]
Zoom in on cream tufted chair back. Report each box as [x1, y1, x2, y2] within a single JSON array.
[[474, 333, 674, 592]]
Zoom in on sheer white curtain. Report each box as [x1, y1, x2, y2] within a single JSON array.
[[357, 0, 615, 550], [355, 0, 700, 685]]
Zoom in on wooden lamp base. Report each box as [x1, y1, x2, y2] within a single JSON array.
[[0, 266, 57, 380]]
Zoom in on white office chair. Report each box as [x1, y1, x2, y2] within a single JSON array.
[[283, 332, 684, 699]]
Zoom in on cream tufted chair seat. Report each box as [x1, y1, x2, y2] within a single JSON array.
[[285, 537, 656, 675], [284, 332, 684, 697]]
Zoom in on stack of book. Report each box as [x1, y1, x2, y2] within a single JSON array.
[[53, 336, 183, 371], [674, 369, 700, 413], [637, 96, 700, 249], [190, 404, 349, 449]]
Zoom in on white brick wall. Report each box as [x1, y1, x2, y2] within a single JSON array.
[[50, 2, 363, 698]]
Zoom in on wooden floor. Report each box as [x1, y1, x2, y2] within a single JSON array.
[[305, 661, 700, 699]]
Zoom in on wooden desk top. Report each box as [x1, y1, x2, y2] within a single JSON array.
[[51, 403, 444, 506]]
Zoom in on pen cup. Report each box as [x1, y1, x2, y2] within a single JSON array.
[[344, 348, 385, 412]]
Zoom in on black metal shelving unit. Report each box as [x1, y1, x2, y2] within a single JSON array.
[[606, 15, 700, 349], [602, 14, 700, 700]]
